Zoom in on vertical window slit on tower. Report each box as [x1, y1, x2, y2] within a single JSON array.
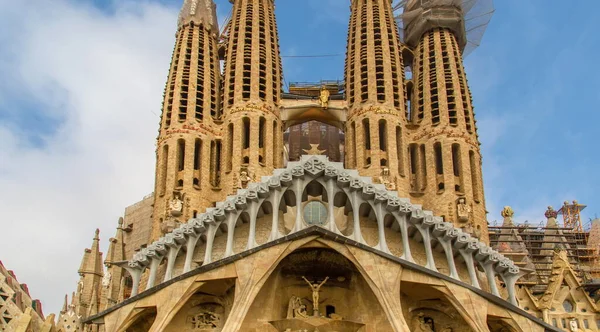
[[258, 2, 267, 101], [160, 145, 168, 196], [164, 29, 184, 129], [450, 32, 473, 133], [441, 31, 457, 126], [210, 140, 222, 188], [378, 119, 387, 152], [396, 126, 404, 177], [452, 143, 463, 193], [359, 2, 369, 101], [434, 142, 444, 192], [242, 1, 253, 100], [259, 117, 266, 165], [177, 139, 186, 172], [419, 144, 427, 191], [428, 30, 439, 125], [362, 118, 371, 166], [243, 117, 250, 150], [416, 39, 425, 122], [384, 3, 401, 109], [193, 138, 201, 188], [227, 123, 233, 172], [409, 143, 418, 191], [196, 25, 205, 121], [469, 150, 480, 203], [372, 1, 385, 103], [350, 121, 357, 168], [179, 27, 193, 122], [272, 120, 278, 166]]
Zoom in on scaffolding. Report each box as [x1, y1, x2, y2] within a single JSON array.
[[488, 224, 598, 294], [558, 200, 587, 232], [393, 0, 495, 56], [287, 80, 345, 97]]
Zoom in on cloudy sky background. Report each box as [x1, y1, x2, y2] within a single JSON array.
[[0, 0, 598, 317]]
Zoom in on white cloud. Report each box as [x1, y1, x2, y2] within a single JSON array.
[[0, 0, 179, 317]]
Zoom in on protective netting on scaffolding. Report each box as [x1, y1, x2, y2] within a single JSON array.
[[393, 0, 494, 57]]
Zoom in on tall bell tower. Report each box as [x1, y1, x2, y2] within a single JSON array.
[[344, 0, 409, 195], [402, 0, 487, 241], [221, 0, 284, 194], [151, 0, 222, 240]]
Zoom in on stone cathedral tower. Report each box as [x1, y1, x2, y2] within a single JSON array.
[[56, 1, 566, 331], [151, 0, 223, 240], [344, 0, 410, 194], [403, 0, 487, 241], [221, 0, 283, 192]]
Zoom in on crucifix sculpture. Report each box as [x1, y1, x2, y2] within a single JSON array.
[[302, 276, 329, 317]]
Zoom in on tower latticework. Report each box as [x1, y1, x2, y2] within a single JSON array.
[[152, 0, 222, 240], [403, 0, 487, 241], [344, 0, 409, 195], [221, 0, 283, 194]]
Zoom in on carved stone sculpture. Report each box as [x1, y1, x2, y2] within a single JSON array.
[[190, 311, 220, 329], [456, 197, 471, 223], [318, 86, 330, 109], [545, 206, 558, 219], [169, 192, 184, 217], [287, 296, 308, 319], [302, 276, 329, 317], [569, 319, 579, 331], [377, 168, 397, 191], [413, 313, 434, 332], [501, 206, 514, 218]]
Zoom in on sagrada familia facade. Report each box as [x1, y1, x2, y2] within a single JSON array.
[[2, 0, 600, 331]]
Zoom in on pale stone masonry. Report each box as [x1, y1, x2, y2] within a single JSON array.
[[2, 0, 594, 331]]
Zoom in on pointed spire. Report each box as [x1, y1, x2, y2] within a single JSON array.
[[61, 294, 68, 314], [178, 0, 219, 32], [105, 218, 125, 266], [78, 229, 104, 277]]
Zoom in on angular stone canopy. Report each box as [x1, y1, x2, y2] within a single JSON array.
[[123, 155, 524, 306]]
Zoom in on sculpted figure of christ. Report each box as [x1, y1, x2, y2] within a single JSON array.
[[302, 276, 329, 315]]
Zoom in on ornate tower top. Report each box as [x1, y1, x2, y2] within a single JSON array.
[[178, 0, 219, 31]]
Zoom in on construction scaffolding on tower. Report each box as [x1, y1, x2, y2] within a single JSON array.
[[392, 0, 495, 56], [489, 225, 600, 294]]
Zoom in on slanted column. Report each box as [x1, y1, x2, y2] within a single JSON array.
[[163, 230, 185, 282], [372, 190, 391, 254], [499, 263, 525, 306], [432, 221, 460, 280], [410, 208, 438, 272], [324, 167, 343, 235], [245, 197, 261, 250], [202, 222, 220, 265], [182, 220, 205, 273], [123, 264, 143, 297], [475, 245, 500, 297], [454, 234, 480, 289], [145, 243, 167, 289], [389, 199, 414, 263], [268, 185, 284, 241], [291, 168, 305, 233]]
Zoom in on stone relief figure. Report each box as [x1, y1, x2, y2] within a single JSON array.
[[569, 319, 579, 331], [413, 313, 434, 332], [456, 197, 471, 223], [169, 191, 184, 217], [302, 276, 329, 316], [377, 168, 397, 191], [287, 296, 308, 319], [318, 86, 330, 109], [190, 311, 221, 330]]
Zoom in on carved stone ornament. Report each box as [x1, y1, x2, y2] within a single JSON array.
[[190, 311, 220, 330], [456, 197, 471, 223], [377, 168, 397, 191], [169, 192, 184, 217], [545, 206, 558, 219], [501, 206, 514, 218], [286, 296, 309, 319]]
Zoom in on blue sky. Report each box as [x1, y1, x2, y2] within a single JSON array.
[[0, 0, 598, 317]]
